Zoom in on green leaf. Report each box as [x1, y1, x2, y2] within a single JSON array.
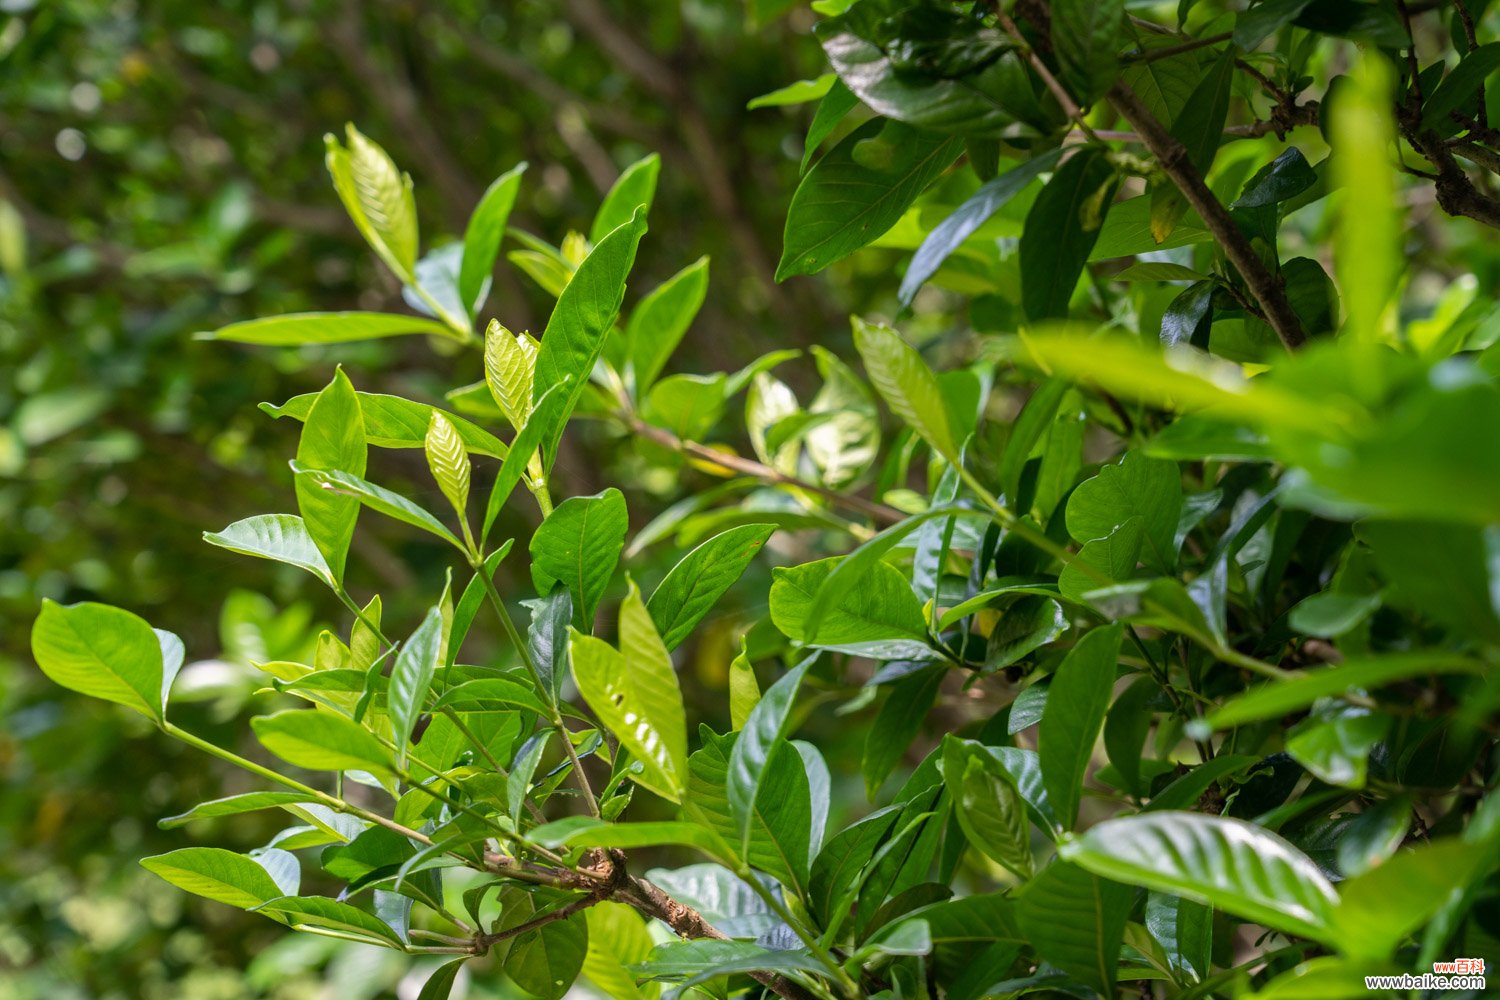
[[200, 311, 459, 345], [1145, 892, 1212, 985], [1038, 623, 1121, 830], [1051, 0, 1124, 105], [1330, 839, 1493, 959], [484, 322, 538, 430], [251, 709, 394, 775], [325, 125, 419, 281], [815, 8, 1041, 136], [582, 902, 658, 1000], [388, 602, 446, 766], [591, 153, 660, 244], [626, 256, 709, 392], [424, 411, 471, 526], [864, 667, 945, 797], [1169, 52, 1233, 176], [1020, 146, 1118, 321], [944, 737, 1034, 878], [1058, 517, 1144, 603], [777, 119, 963, 280], [1161, 280, 1215, 347], [1067, 451, 1182, 572], [682, 730, 809, 890], [460, 162, 527, 313], [264, 391, 508, 459], [770, 556, 931, 658], [1017, 860, 1130, 996], [802, 78, 859, 172], [530, 487, 628, 631], [1421, 43, 1500, 132], [431, 678, 548, 715], [1115, 261, 1208, 282], [1234, 0, 1314, 50], [1331, 57, 1399, 345], [257, 895, 406, 947], [1060, 811, 1338, 942], [1285, 708, 1388, 788], [32, 599, 165, 721], [903, 150, 1055, 306], [295, 369, 365, 586], [531, 818, 731, 859], [288, 465, 464, 552], [497, 891, 589, 1000], [140, 847, 286, 909], [728, 659, 812, 857], [530, 209, 648, 460], [159, 791, 323, 829], [570, 586, 687, 802], [1103, 674, 1156, 799], [852, 315, 958, 461], [1199, 653, 1484, 731], [647, 523, 774, 651], [417, 958, 469, 1000], [1232, 148, 1318, 210], [729, 648, 760, 730], [482, 379, 569, 545], [747, 74, 835, 109], [203, 514, 334, 588]]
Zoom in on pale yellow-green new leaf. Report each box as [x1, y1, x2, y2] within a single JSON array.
[[424, 411, 471, 523], [582, 902, 659, 1000], [325, 124, 419, 281], [570, 583, 687, 802], [852, 316, 958, 462], [483, 319, 538, 430]]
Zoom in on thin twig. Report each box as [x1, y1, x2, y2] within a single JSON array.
[[1107, 79, 1309, 349], [993, 9, 1102, 140]]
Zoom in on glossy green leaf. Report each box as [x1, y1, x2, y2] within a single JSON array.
[[460, 162, 527, 313], [203, 514, 335, 588], [159, 791, 323, 829], [852, 315, 958, 461], [1145, 891, 1212, 985], [32, 599, 165, 721], [570, 593, 687, 803], [257, 895, 405, 947], [1234, 0, 1314, 49], [777, 119, 963, 280], [294, 369, 365, 586], [1017, 860, 1130, 996], [530, 487, 628, 631], [897, 151, 1061, 305], [264, 391, 507, 458], [251, 709, 393, 775], [864, 667, 945, 798], [289, 465, 463, 551], [1169, 52, 1233, 176], [498, 891, 589, 1000], [140, 847, 286, 910], [1058, 517, 1143, 603], [1421, 43, 1500, 132], [770, 555, 931, 658], [1067, 451, 1182, 572], [416, 958, 468, 1000], [647, 523, 773, 651], [626, 256, 709, 392], [1020, 147, 1118, 321], [727, 659, 811, 857], [1199, 653, 1484, 731], [482, 379, 569, 544], [582, 902, 658, 1000], [1051, 0, 1123, 105], [1060, 811, 1338, 942], [388, 602, 445, 765], [683, 729, 809, 891], [325, 125, 419, 281], [200, 311, 458, 345], [530, 209, 648, 460], [1038, 623, 1121, 829], [424, 411, 471, 528], [1330, 838, 1492, 959], [944, 737, 1033, 878], [591, 153, 660, 244]]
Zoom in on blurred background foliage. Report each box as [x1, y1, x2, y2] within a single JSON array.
[[0, 1, 847, 996]]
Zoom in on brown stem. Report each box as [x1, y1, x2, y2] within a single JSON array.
[[1125, 31, 1234, 64], [1107, 80, 1309, 350], [624, 413, 906, 526], [993, 9, 1100, 138]]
